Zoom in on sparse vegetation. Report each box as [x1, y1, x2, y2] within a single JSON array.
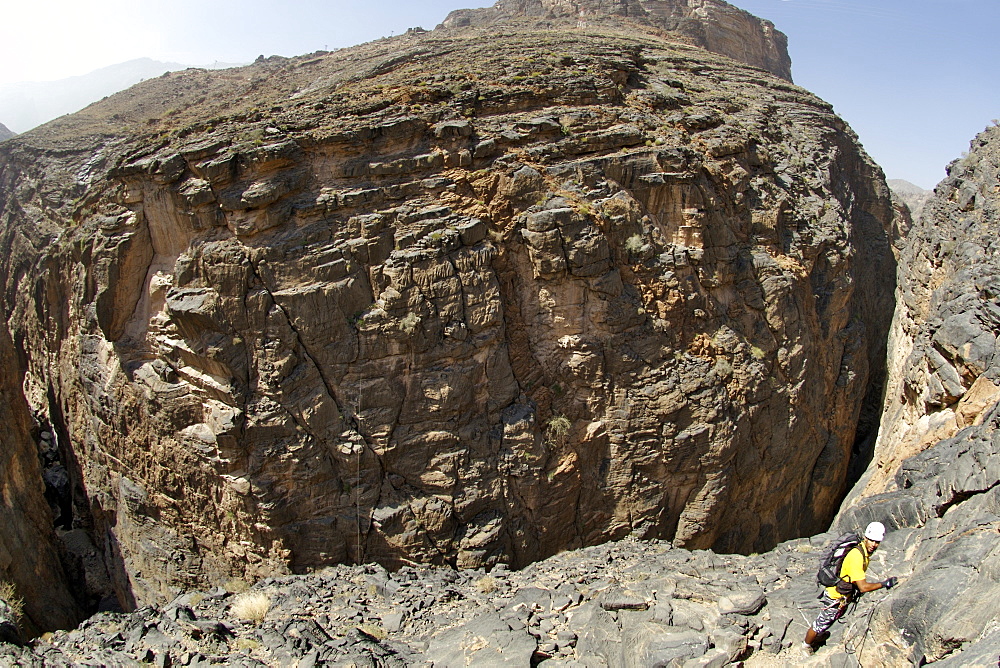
[[400, 311, 420, 334], [547, 415, 572, 442], [713, 358, 733, 377], [0, 581, 24, 623], [230, 591, 270, 624], [750, 345, 766, 360], [475, 575, 497, 594], [357, 622, 387, 640], [247, 128, 266, 146], [232, 637, 261, 652], [225, 578, 250, 594], [625, 234, 644, 254]]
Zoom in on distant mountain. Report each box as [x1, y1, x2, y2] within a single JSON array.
[[0, 122, 15, 142], [0, 58, 188, 133], [888, 178, 932, 220]]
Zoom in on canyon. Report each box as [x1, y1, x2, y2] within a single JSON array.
[[0, 0, 997, 666]]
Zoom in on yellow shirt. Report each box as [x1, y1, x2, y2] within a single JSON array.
[[826, 543, 870, 600]]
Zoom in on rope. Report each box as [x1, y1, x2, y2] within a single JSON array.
[[843, 596, 881, 666], [356, 382, 363, 565]]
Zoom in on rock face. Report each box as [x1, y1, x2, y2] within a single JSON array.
[[846, 125, 1000, 504], [441, 0, 792, 81], [0, 321, 82, 635], [832, 124, 1000, 665], [0, 0, 895, 616]]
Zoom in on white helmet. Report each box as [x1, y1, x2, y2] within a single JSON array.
[[864, 521, 886, 541]]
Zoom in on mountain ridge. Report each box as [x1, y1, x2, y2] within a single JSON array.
[[0, 57, 236, 134]]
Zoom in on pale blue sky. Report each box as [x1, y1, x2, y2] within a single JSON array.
[[2, 0, 996, 188]]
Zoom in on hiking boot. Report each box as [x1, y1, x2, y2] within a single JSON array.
[[800, 642, 815, 658]]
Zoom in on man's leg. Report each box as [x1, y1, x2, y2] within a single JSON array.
[[803, 596, 845, 654]]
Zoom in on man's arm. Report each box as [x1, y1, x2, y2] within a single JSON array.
[[853, 578, 883, 593]]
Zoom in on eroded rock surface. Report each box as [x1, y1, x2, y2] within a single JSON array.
[[440, 0, 792, 81], [0, 535, 880, 667], [830, 124, 1000, 666], [0, 0, 895, 614], [846, 124, 1000, 504], [0, 321, 82, 636]]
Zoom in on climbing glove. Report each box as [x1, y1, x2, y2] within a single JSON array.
[[882, 577, 898, 589]]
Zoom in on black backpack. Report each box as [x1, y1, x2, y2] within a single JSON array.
[[817, 532, 861, 587]]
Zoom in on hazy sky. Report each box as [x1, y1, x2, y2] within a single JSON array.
[[2, 0, 997, 188]]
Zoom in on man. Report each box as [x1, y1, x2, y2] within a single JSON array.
[[801, 521, 898, 656]]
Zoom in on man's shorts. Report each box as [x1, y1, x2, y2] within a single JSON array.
[[810, 593, 847, 635]]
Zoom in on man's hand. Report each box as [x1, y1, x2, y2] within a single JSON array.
[[882, 577, 898, 590]]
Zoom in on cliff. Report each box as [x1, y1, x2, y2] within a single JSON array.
[[829, 124, 1000, 665], [0, 0, 895, 625], [440, 0, 792, 81], [0, 322, 82, 637], [6, 142, 998, 655], [844, 125, 1000, 506]]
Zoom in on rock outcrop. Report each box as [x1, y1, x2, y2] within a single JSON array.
[[0, 0, 895, 619], [440, 0, 792, 81], [831, 124, 1000, 666], [845, 125, 1000, 505]]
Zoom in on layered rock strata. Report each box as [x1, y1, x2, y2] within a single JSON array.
[[0, 3, 895, 613], [441, 0, 792, 81]]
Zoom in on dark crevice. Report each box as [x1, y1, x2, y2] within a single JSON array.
[[934, 481, 1000, 518], [41, 384, 130, 615]]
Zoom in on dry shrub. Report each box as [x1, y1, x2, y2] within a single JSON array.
[[230, 592, 270, 624], [475, 576, 497, 594], [0, 581, 23, 622]]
